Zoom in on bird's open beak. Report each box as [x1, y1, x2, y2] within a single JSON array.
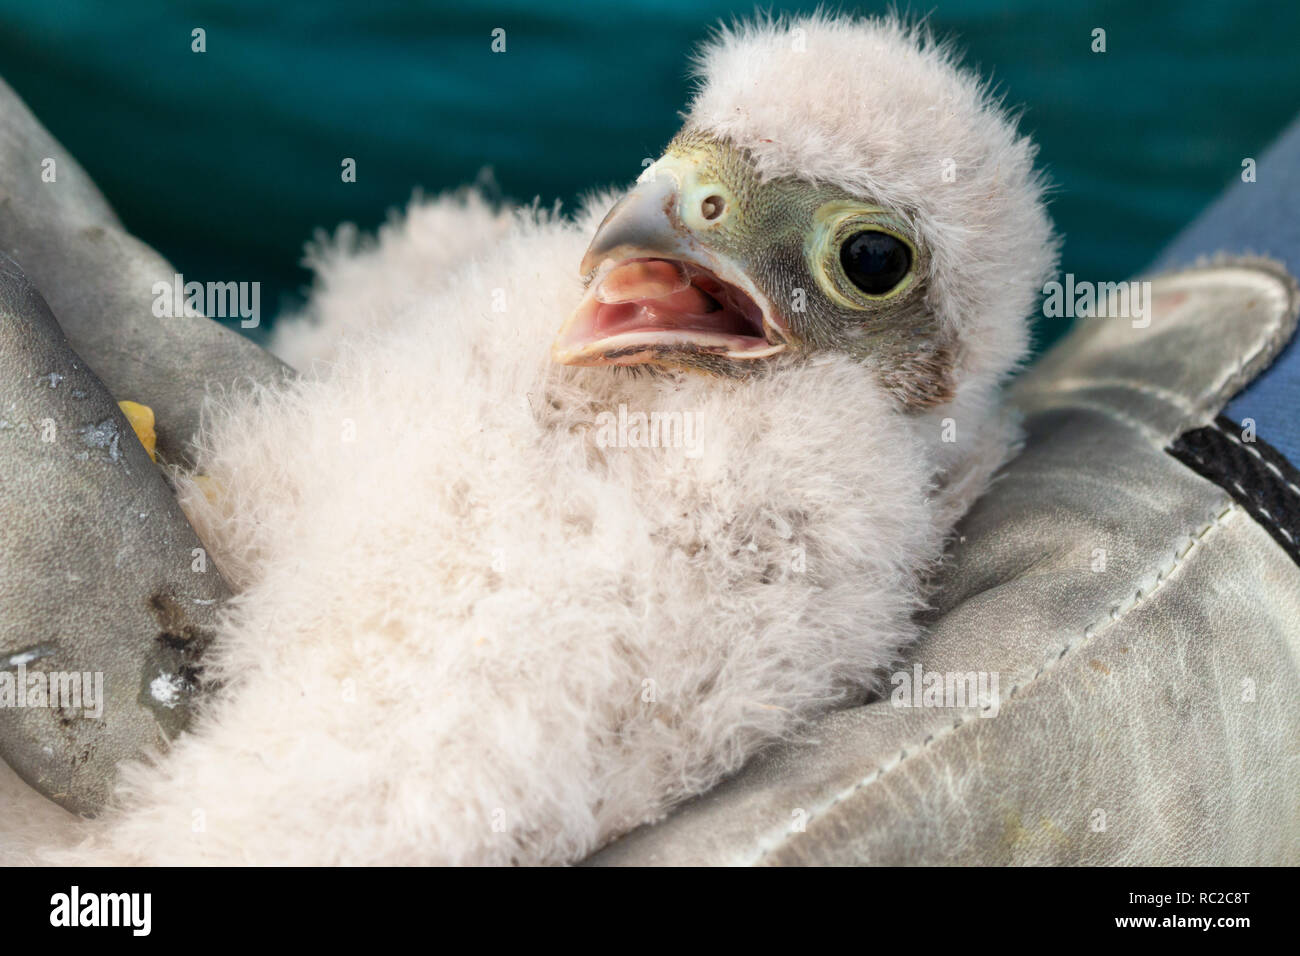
[[552, 165, 787, 367]]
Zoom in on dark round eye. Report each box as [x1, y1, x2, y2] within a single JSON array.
[[839, 230, 912, 296]]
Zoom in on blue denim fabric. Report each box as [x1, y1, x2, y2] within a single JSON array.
[[1155, 116, 1300, 465]]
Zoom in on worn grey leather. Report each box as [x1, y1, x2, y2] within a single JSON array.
[[0, 76, 281, 813], [0, 259, 232, 814], [0, 76, 288, 464], [588, 259, 1300, 865]]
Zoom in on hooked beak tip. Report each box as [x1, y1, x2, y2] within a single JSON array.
[[556, 161, 791, 369], [578, 172, 692, 276]]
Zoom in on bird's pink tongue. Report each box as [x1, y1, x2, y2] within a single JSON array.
[[595, 259, 691, 303], [592, 258, 741, 335]]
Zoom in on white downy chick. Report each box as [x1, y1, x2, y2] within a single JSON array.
[[24, 14, 1055, 866]]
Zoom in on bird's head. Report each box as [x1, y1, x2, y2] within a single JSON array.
[[553, 15, 1056, 410]]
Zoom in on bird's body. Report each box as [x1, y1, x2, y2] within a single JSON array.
[[10, 14, 1055, 865], [41, 200, 947, 864]]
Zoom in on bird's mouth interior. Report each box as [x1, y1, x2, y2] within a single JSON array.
[[554, 257, 786, 365]]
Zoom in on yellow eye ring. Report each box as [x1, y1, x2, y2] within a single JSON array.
[[808, 202, 918, 308]]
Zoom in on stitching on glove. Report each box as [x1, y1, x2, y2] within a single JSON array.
[[1179, 255, 1299, 430], [746, 503, 1238, 866], [1018, 259, 1299, 443], [1169, 417, 1300, 565], [1208, 418, 1300, 502]]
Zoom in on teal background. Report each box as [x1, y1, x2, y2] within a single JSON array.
[[1, 0, 1297, 352]]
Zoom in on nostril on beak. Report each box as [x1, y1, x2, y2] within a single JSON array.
[[700, 195, 726, 221]]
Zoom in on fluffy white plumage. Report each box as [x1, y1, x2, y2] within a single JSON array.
[[2, 13, 1055, 865]]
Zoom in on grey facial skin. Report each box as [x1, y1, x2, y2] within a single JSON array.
[[557, 131, 955, 408]]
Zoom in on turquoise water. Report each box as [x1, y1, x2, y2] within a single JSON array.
[[2, 0, 1297, 352]]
